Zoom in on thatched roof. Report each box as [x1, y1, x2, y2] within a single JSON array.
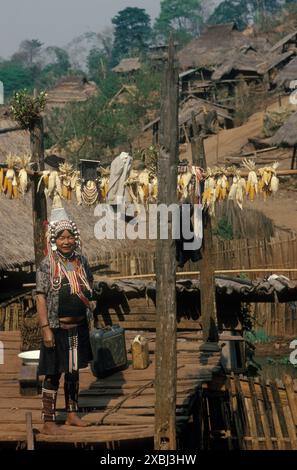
[[178, 23, 251, 71], [270, 111, 297, 147], [109, 85, 137, 106], [270, 29, 297, 53], [273, 56, 297, 88], [212, 48, 293, 81], [112, 58, 141, 74], [257, 50, 294, 75], [212, 48, 262, 80], [0, 193, 153, 270], [0, 113, 30, 163], [45, 76, 98, 109]]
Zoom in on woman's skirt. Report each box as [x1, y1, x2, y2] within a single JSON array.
[[38, 322, 93, 376]]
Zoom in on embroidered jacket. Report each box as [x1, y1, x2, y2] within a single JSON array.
[[35, 254, 94, 329]]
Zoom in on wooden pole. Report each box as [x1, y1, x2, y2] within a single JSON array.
[[26, 412, 35, 450], [30, 111, 47, 267], [154, 37, 179, 451], [198, 134, 219, 347]]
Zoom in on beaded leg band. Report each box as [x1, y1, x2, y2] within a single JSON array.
[[42, 388, 58, 422]]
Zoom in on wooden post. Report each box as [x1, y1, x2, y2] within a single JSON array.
[[154, 38, 179, 451], [26, 412, 35, 450], [30, 112, 47, 267], [291, 146, 297, 170], [191, 112, 206, 167], [197, 130, 219, 347]]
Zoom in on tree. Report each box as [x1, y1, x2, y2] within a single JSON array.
[[36, 47, 71, 89], [208, 0, 284, 30], [154, 0, 204, 44], [111, 7, 152, 64], [87, 48, 108, 82], [11, 39, 43, 68], [0, 61, 34, 97]]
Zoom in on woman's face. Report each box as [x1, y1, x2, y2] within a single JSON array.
[[55, 230, 76, 255]]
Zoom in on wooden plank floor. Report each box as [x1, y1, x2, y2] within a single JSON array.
[[0, 330, 221, 449]]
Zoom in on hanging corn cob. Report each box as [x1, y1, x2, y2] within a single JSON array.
[[75, 181, 82, 205], [16, 153, 31, 196], [48, 171, 58, 198], [37, 170, 50, 195], [202, 168, 216, 216], [243, 159, 258, 201], [214, 167, 229, 202], [59, 163, 74, 200], [258, 162, 279, 200], [228, 171, 246, 210], [12, 175, 19, 199], [3, 154, 18, 199]]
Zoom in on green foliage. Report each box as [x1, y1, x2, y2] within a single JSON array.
[[213, 216, 234, 240], [37, 47, 71, 89], [244, 328, 272, 345], [209, 0, 285, 30], [0, 61, 34, 98], [10, 89, 47, 130], [154, 0, 203, 44], [87, 48, 108, 82], [11, 39, 43, 68], [112, 7, 152, 64], [45, 66, 161, 162], [266, 356, 297, 368]]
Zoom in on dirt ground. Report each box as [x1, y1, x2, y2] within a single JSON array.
[[203, 95, 297, 232]]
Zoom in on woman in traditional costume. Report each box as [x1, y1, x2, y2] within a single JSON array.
[[36, 207, 94, 434]]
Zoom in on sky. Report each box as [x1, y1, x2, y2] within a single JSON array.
[[0, 0, 161, 59]]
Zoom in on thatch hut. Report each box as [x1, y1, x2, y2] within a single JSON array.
[[270, 28, 297, 54], [45, 76, 98, 110], [270, 111, 297, 169], [142, 95, 233, 146], [178, 23, 251, 72], [273, 56, 297, 89], [112, 58, 142, 74]]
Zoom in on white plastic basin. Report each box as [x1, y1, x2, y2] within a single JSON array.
[[18, 350, 40, 365]]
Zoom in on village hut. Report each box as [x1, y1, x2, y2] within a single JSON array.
[[270, 111, 297, 169], [112, 57, 142, 74], [269, 28, 297, 54], [142, 95, 233, 146], [178, 23, 251, 72], [273, 56, 297, 89], [109, 85, 137, 107], [45, 76, 98, 110]]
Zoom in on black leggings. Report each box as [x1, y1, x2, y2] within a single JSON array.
[[43, 370, 79, 414]]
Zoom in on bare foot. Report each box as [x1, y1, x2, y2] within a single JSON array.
[[42, 422, 66, 435], [65, 412, 90, 427]]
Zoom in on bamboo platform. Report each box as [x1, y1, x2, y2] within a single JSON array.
[[0, 330, 221, 450]]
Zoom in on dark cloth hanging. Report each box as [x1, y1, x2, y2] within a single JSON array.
[[175, 203, 202, 268]]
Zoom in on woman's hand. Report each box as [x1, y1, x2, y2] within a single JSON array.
[[42, 327, 55, 348]]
